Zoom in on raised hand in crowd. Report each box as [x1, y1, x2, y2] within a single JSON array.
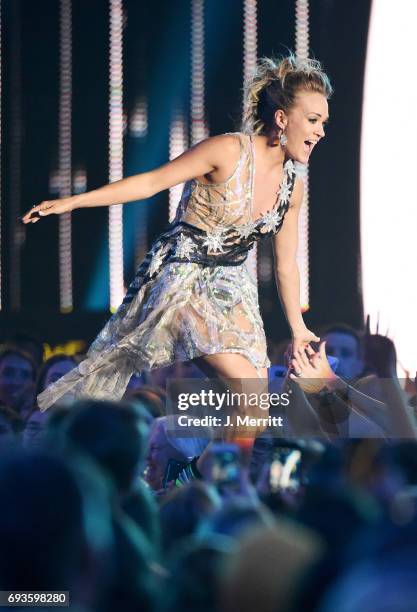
[[364, 332, 398, 379], [404, 370, 417, 407]]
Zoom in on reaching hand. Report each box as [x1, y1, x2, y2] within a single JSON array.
[[289, 341, 337, 394], [21, 197, 75, 224], [291, 327, 320, 355]]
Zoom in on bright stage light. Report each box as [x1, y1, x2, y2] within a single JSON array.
[[361, 0, 417, 372], [0, 0, 2, 310], [295, 161, 309, 312], [295, 0, 310, 311], [243, 0, 258, 283], [8, 1, 23, 311], [169, 108, 189, 222], [191, 0, 209, 145], [108, 0, 125, 312], [59, 0, 73, 313]]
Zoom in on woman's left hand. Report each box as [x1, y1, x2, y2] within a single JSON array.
[[289, 342, 337, 393], [291, 327, 320, 355]]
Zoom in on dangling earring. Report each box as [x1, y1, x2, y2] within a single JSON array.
[[279, 130, 288, 146]]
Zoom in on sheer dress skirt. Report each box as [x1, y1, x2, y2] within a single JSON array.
[[37, 258, 269, 410]]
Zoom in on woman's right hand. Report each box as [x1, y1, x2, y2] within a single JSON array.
[[22, 196, 76, 224]]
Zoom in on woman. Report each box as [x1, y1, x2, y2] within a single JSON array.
[[22, 354, 77, 449], [0, 346, 37, 418], [23, 54, 332, 425]]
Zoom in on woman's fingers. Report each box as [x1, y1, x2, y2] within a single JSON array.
[[319, 340, 327, 359], [310, 352, 322, 368], [22, 200, 58, 224], [306, 345, 315, 357], [298, 348, 311, 367], [291, 358, 302, 376], [22, 205, 44, 224], [21, 209, 36, 224]]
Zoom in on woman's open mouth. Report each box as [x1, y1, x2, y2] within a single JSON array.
[[303, 140, 316, 154]]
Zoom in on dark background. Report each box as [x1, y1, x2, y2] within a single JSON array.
[[0, 0, 372, 347]]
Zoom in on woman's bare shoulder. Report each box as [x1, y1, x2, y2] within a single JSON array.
[[193, 132, 243, 180], [198, 132, 242, 158]]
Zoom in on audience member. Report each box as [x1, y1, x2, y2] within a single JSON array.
[[122, 481, 161, 553], [159, 480, 220, 553], [36, 354, 77, 393], [63, 399, 148, 498], [201, 497, 274, 540], [0, 347, 37, 418], [3, 331, 45, 368], [0, 322, 416, 611], [220, 523, 323, 612], [0, 449, 114, 610], [321, 323, 365, 380], [60, 399, 158, 610], [21, 355, 78, 450], [163, 539, 232, 612], [125, 385, 166, 422], [144, 416, 208, 493]]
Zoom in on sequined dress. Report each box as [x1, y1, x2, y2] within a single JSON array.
[[37, 132, 297, 410]]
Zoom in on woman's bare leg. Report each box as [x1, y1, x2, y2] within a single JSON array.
[[192, 352, 269, 447], [193, 352, 268, 382]]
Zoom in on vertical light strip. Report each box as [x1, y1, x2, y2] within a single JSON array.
[[131, 49, 148, 267], [361, 0, 417, 373], [0, 1, 2, 310], [243, 0, 258, 282], [295, 0, 310, 311], [108, 0, 124, 311], [243, 0, 258, 97], [59, 0, 73, 312], [9, 0, 23, 311], [169, 107, 189, 222], [130, 96, 149, 269], [190, 0, 208, 145]]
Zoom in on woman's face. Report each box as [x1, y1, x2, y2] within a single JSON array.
[[0, 354, 34, 406], [43, 359, 75, 390], [279, 91, 329, 164]]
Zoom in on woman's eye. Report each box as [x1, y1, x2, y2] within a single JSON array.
[[308, 118, 317, 123]]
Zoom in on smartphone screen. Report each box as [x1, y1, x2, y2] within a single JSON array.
[[269, 447, 302, 492], [163, 458, 188, 488], [210, 444, 241, 493]]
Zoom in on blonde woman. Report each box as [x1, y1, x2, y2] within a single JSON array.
[[23, 54, 332, 438]]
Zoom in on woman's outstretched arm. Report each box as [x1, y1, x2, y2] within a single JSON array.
[[272, 176, 319, 352], [22, 134, 238, 224]]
